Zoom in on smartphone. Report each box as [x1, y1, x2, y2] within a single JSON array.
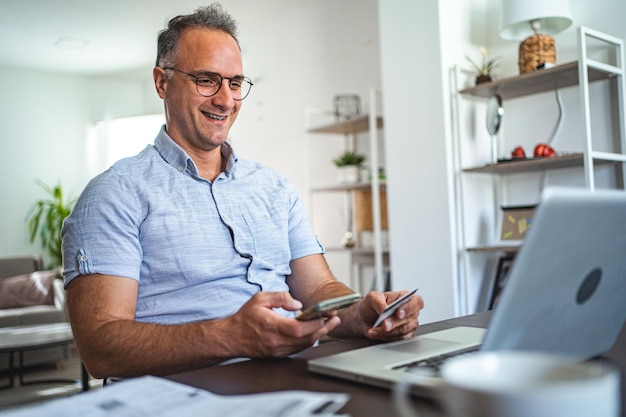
[[296, 293, 361, 321], [372, 288, 418, 328]]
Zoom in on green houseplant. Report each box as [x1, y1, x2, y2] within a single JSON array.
[[26, 180, 76, 269], [466, 47, 501, 84], [332, 150, 366, 184], [332, 150, 366, 167]]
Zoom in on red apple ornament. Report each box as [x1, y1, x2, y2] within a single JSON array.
[[533, 143, 556, 158], [511, 146, 526, 159]]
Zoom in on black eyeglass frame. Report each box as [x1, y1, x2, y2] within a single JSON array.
[[163, 67, 253, 101]]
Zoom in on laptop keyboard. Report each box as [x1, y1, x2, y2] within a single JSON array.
[[395, 346, 480, 375]]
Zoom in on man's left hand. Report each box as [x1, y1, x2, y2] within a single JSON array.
[[357, 290, 424, 342]]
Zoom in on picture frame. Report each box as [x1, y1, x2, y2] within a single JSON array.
[[490, 255, 515, 309]]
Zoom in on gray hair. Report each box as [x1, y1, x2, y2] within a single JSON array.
[[156, 3, 240, 69]]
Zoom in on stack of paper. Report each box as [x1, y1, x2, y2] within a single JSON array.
[[0, 376, 350, 417]]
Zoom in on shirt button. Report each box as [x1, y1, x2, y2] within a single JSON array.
[[264, 213, 270, 220], [177, 166, 184, 172], [223, 215, 230, 222], [80, 255, 88, 261]]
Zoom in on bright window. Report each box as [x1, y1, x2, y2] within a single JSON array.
[[86, 114, 164, 178]]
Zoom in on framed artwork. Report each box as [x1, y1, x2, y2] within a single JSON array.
[[490, 255, 515, 309]]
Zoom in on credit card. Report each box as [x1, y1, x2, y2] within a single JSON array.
[[373, 288, 418, 328]]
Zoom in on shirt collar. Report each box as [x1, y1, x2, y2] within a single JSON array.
[[154, 125, 238, 178]]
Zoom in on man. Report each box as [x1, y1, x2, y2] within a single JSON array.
[[62, 3, 424, 380]]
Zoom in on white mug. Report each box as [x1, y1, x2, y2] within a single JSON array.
[[439, 351, 619, 417]]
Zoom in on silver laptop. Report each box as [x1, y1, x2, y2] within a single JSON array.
[[308, 187, 626, 396]]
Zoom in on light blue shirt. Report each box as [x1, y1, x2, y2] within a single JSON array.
[[62, 126, 324, 324]]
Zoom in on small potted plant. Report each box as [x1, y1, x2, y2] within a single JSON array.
[[26, 180, 76, 269], [332, 150, 366, 183], [466, 47, 501, 85]]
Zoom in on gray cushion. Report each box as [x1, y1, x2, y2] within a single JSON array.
[[0, 270, 58, 309]]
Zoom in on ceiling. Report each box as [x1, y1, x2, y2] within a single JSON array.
[[0, 0, 263, 76]]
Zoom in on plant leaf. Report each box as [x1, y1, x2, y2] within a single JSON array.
[[25, 180, 76, 268]]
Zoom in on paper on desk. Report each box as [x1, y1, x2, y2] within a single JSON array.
[[0, 375, 350, 417]]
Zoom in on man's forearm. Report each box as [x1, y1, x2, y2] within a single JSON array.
[[75, 317, 236, 379], [66, 274, 246, 379]]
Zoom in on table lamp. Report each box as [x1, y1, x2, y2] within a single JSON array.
[[499, 0, 573, 74]]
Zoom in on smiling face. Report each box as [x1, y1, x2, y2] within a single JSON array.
[[154, 28, 243, 154]]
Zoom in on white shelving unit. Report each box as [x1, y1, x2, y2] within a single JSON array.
[[452, 27, 626, 314], [307, 89, 388, 292], [578, 27, 626, 188]]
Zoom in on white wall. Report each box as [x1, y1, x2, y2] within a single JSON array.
[[1, 70, 89, 261], [0, 0, 381, 279], [378, 0, 475, 324]]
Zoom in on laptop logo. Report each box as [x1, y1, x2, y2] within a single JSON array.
[[576, 268, 602, 305]]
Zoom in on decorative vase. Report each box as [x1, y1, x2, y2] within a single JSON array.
[[341, 231, 356, 248], [337, 166, 361, 183]]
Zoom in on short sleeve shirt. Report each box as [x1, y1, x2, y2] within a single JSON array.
[[62, 127, 324, 324]]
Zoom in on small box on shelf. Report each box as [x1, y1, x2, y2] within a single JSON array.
[[500, 205, 536, 241], [354, 189, 388, 232]]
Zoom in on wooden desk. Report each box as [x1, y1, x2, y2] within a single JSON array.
[[167, 312, 626, 416]]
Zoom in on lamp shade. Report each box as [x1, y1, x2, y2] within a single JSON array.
[[500, 0, 573, 41]]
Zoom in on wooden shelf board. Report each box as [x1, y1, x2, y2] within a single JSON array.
[[466, 245, 521, 253], [326, 246, 390, 255], [459, 61, 615, 100], [308, 115, 383, 135], [313, 182, 386, 192], [462, 153, 618, 174]]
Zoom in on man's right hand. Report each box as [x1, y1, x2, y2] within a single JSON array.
[[223, 291, 340, 358]]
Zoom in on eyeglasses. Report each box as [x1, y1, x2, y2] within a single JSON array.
[[164, 67, 253, 101]]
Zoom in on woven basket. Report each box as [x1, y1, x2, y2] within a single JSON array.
[[518, 34, 556, 74]]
